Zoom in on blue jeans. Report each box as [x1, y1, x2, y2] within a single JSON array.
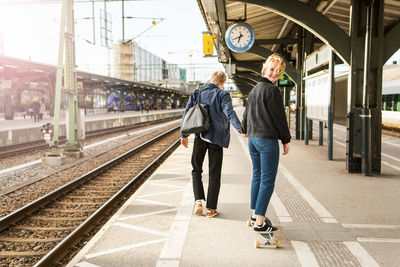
[[248, 137, 279, 216]]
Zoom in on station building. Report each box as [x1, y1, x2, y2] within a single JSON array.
[[113, 40, 186, 90]]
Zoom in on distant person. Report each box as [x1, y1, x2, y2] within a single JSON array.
[[31, 100, 41, 122], [180, 71, 242, 218], [39, 100, 46, 120], [242, 53, 291, 232], [25, 107, 34, 119], [107, 92, 118, 113], [144, 99, 150, 113]]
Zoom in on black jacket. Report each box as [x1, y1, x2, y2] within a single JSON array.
[[242, 77, 291, 144]]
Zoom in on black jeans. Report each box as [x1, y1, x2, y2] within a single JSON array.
[[191, 137, 223, 210]]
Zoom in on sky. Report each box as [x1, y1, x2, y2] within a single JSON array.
[[0, 0, 224, 82], [1, 0, 399, 83]]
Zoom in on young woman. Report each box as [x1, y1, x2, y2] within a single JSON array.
[[242, 53, 291, 232]]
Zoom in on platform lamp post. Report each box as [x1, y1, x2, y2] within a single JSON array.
[[361, 0, 374, 176], [49, 0, 82, 160]]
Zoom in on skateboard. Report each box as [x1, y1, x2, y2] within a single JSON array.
[[255, 232, 280, 248]]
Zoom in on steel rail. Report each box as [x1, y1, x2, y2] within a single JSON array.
[[0, 125, 180, 234], [35, 132, 181, 266]]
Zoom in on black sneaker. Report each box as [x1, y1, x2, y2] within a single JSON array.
[[253, 218, 278, 232], [250, 216, 275, 227]]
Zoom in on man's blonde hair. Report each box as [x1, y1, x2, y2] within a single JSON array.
[[210, 71, 227, 86], [261, 53, 286, 77]]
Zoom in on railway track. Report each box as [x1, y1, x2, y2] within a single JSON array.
[[0, 116, 181, 159], [0, 126, 181, 266]]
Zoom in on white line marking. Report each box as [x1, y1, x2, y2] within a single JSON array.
[[114, 222, 169, 237], [119, 208, 177, 221], [84, 238, 168, 259], [157, 182, 193, 264], [357, 237, 400, 243], [134, 198, 176, 207], [381, 160, 400, 172], [323, 218, 339, 223], [279, 164, 336, 222], [343, 242, 380, 267], [270, 194, 292, 222], [157, 171, 192, 175], [333, 120, 400, 151], [149, 183, 185, 189], [334, 139, 346, 147], [382, 139, 400, 149], [291, 241, 319, 267], [0, 159, 41, 176], [381, 152, 400, 163], [156, 260, 180, 267], [151, 176, 191, 183], [75, 262, 103, 267], [333, 139, 400, 172], [343, 223, 400, 229], [138, 189, 185, 198], [158, 167, 192, 172]]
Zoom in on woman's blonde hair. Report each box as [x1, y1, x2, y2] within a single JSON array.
[[210, 71, 227, 86], [261, 53, 286, 77]]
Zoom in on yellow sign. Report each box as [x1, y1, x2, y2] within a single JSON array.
[[232, 93, 243, 98], [202, 32, 214, 56]]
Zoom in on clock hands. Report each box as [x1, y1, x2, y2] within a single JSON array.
[[232, 33, 243, 43]]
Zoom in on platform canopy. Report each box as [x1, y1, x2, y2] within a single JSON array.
[[197, 0, 400, 95]]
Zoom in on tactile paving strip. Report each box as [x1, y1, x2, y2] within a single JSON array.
[[275, 175, 321, 223], [308, 241, 361, 267]]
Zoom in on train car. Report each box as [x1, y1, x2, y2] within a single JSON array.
[[382, 79, 400, 128], [382, 79, 400, 111]]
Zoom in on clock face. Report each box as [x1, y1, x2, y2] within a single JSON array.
[[225, 23, 255, 53]]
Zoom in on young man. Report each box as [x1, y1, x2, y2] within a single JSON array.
[[180, 71, 242, 217]]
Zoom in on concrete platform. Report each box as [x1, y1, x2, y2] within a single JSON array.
[[0, 109, 183, 146], [66, 110, 400, 266]]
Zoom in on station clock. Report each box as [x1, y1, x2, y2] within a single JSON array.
[[224, 22, 255, 53]]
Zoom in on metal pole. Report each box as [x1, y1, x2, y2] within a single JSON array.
[[319, 121, 323, 146], [361, 1, 373, 176], [295, 27, 303, 140], [51, 0, 67, 154], [304, 117, 309, 145], [92, 0, 95, 45], [122, 0, 125, 42], [328, 49, 335, 160], [64, 0, 81, 152]]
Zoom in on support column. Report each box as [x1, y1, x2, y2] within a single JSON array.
[[346, 0, 383, 173], [295, 27, 304, 140], [47, 74, 55, 117], [328, 51, 335, 160]]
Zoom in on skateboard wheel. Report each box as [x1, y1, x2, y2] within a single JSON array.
[[247, 220, 252, 227], [275, 240, 280, 248], [255, 240, 260, 248]]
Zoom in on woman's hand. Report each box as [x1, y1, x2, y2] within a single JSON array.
[[282, 143, 290, 155], [181, 137, 188, 148]]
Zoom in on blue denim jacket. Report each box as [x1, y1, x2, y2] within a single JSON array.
[[180, 83, 242, 148]]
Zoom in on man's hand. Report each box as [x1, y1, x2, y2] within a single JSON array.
[[181, 137, 188, 148], [282, 143, 290, 155]]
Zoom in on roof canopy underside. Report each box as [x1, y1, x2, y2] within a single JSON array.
[[198, 0, 400, 94]]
